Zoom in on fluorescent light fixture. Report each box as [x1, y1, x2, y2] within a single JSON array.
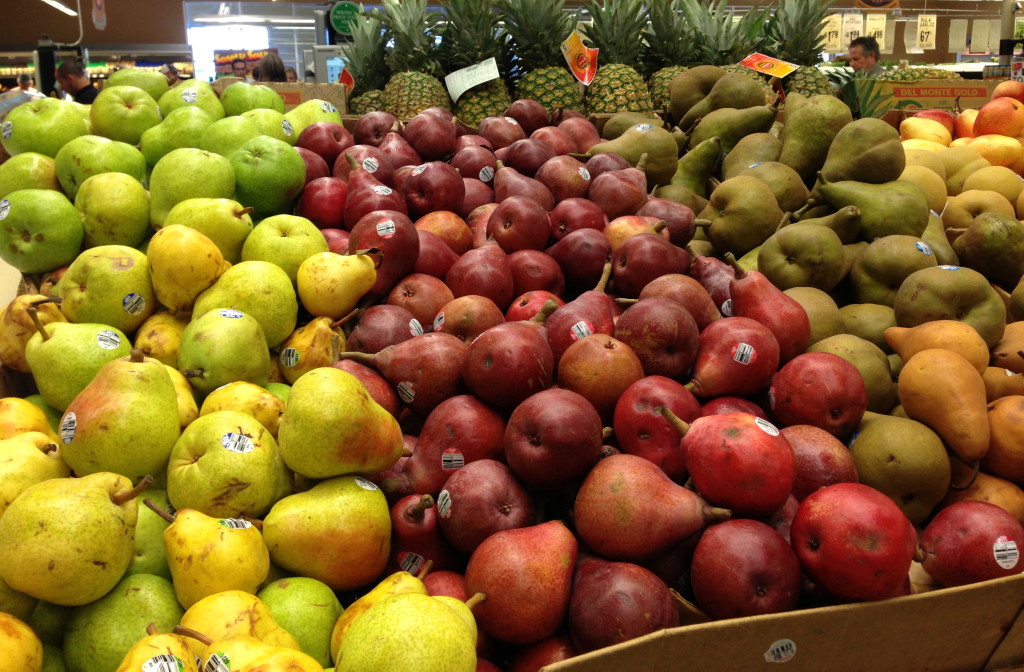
[[193, 15, 315, 25], [39, 0, 78, 16]]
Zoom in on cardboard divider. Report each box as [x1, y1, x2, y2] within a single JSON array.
[[546, 573, 1024, 672]]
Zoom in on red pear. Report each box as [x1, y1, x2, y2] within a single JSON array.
[[689, 255, 735, 316], [341, 152, 407, 229], [530, 126, 577, 156], [477, 116, 527, 149], [687, 316, 780, 398], [535, 155, 591, 202], [404, 162, 466, 220], [557, 335, 645, 420], [445, 244, 515, 311], [503, 138, 556, 177], [549, 197, 606, 240], [769, 353, 868, 438], [379, 131, 422, 168], [415, 211, 474, 255], [403, 111, 457, 161], [638, 274, 721, 331], [353, 111, 399, 147], [388, 493, 459, 574], [349, 209, 420, 298], [507, 250, 564, 297], [346, 304, 419, 354], [545, 263, 615, 363], [559, 116, 602, 153], [780, 425, 859, 501], [611, 233, 691, 298], [387, 273, 454, 325], [505, 291, 564, 322], [459, 178, 495, 219], [463, 320, 555, 411], [544, 229, 612, 295], [503, 99, 549, 136], [437, 459, 536, 555], [414, 229, 460, 278], [726, 256, 811, 363], [334, 144, 395, 186], [487, 196, 551, 253], [332, 359, 400, 418], [612, 375, 701, 481], [493, 161, 554, 211], [920, 501, 1024, 587], [432, 295, 505, 343]]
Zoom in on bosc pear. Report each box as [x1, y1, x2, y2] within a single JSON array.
[[60, 349, 180, 481], [277, 367, 403, 479]]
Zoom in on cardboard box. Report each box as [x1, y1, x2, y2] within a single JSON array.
[[547, 573, 1024, 672], [848, 78, 999, 119], [210, 77, 348, 114]]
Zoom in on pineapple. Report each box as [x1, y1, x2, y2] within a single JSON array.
[[378, 0, 451, 119], [496, 0, 585, 115], [680, 0, 774, 67], [341, 7, 390, 115], [644, 0, 696, 111], [439, 0, 512, 127], [766, 0, 838, 97], [582, 0, 654, 115]]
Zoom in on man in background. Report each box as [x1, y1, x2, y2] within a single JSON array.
[[17, 74, 39, 94], [231, 58, 250, 80], [55, 59, 98, 103], [848, 36, 885, 77]]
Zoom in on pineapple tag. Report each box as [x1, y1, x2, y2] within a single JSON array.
[[560, 29, 598, 86], [738, 53, 798, 79], [444, 58, 500, 104]]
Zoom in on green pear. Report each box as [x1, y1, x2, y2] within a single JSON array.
[[75, 172, 151, 249], [786, 204, 862, 244], [90, 85, 162, 145], [266, 382, 291, 405], [0, 431, 69, 518], [778, 94, 853, 185], [278, 367, 404, 479], [699, 175, 783, 256], [157, 79, 226, 121], [41, 644, 65, 672], [63, 573, 183, 672], [230, 136, 307, 220], [336, 593, 476, 672], [670, 135, 720, 198], [149, 148, 236, 229], [263, 475, 391, 591], [818, 117, 905, 186], [257, 577, 342, 667], [809, 334, 896, 414], [839, 303, 897, 353], [220, 81, 286, 116], [125, 488, 172, 581], [27, 601, 73, 646], [599, 111, 663, 140], [166, 410, 291, 518], [106, 67, 170, 103], [0, 574, 37, 621], [678, 72, 766, 130], [921, 211, 959, 267], [60, 349, 180, 481], [199, 116, 262, 158], [739, 161, 809, 214], [818, 176, 930, 241], [1, 96, 87, 158], [952, 211, 1024, 289], [688, 104, 778, 153], [58, 245, 156, 334], [25, 320, 132, 411], [241, 215, 330, 288], [850, 235, 939, 306], [0, 189, 83, 274], [585, 122, 679, 186], [668, 64, 726, 123], [241, 108, 297, 145], [783, 287, 847, 347], [893, 265, 1007, 348], [848, 414, 951, 524], [0, 152, 62, 199], [721, 133, 782, 180], [283, 99, 342, 138], [177, 308, 272, 395], [139, 106, 215, 169], [160, 197, 253, 264], [54, 134, 146, 201], [0, 472, 148, 606]]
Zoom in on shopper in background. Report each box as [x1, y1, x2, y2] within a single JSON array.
[[55, 59, 98, 103], [159, 63, 180, 86], [285, 66, 299, 83], [231, 58, 250, 79], [256, 52, 288, 82], [848, 36, 885, 77], [17, 74, 39, 94]]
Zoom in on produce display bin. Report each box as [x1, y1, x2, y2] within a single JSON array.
[[849, 78, 1001, 119]]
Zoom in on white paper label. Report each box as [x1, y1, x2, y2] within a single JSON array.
[[865, 13, 887, 44], [479, 166, 494, 182], [321, 101, 337, 113], [842, 13, 864, 45], [915, 242, 933, 256], [917, 14, 937, 50], [204, 654, 231, 672], [60, 412, 76, 444], [355, 475, 379, 490], [181, 89, 198, 103], [441, 448, 465, 471], [362, 157, 379, 173], [444, 58, 500, 102], [634, 123, 653, 132], [437, 489, 453, 518], [376, 218, 396, 238], [570, 320, 593, 341], [0, 199, 9, 220], [221, 432, 254, 453], [433, 312, 445, 331], [409, 319, 424, 337], [764, 639, 797, 663], [720, 299, 732, 316], [372, 185, 393, 196], [142, 654, 184, 672], [397, 381, 415, 403], [122, 293, 146, 315], [938, 265, 961, 271], [755, 417, 780, 436], [96, 330, 121, 350], [821, 15, 842, 52], [219, 309, 244, 318], [578, 167, 591, 180], [0, 121, 11, 140], [218, 518, 253, 529], [411, 164, 426, 176], [733, 342, 754, 365], [504, 116, 519, 125], [398, 551, 427, 575], [994, 537, 1020, 569], [282, 119, 294, 136], [280, 348, 300, 368]]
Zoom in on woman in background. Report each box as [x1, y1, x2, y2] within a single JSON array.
[[257, 53, 287, 82]]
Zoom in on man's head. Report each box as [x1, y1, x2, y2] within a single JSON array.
[[232, 59, 248, 77], [55, 59, 89, 94], [849, 36, 881, 72], [17, 74, 33, 91]]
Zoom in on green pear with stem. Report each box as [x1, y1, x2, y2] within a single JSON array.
[[0, 473, 152, 606], [113, 622, 199, 672], [191, 260, 298, 349], [177, 308, 271, 395], [258, 577, 343, 667], [124, 488, 173, 580], [159, 198, 254, 264]]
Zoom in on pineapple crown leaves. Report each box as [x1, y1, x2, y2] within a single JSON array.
[[643, 0, 699, 75], [580, 0, 650, 67], [766, 0, 838, 66], [344, 6, 392, 96], [495, 0, 579, 82], [378, 0, 446, 78], [678, 0, 776, 66], [438, 0, 511, 76]]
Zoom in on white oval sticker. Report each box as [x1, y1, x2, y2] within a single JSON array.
[[141, 654, 184, 672], [994, 537, 1020, 569], [60, 412, 76, 444], [397, 381, 415, 403], [504, 116, 519, 125], [764, 639, 796, 663], [372, 184, 393, 196], [218, 518, 253, 529], [938, 265, 961, 270], [720, 298, 732, 316], [733, 342, 755, 365], [355, 475, 379, 490], [0, 199, 9, 221], [915, 241, 933, 256], [569, 320, 593, 341], [398, 551, 427, 575], [411, 164, 426, 176], [755, 417, 780, 436], [433, 312, 445, 331], [0, 121, 11, 140], [634, 123, 653, 131], [321, 101, 337, 113], [376, 218, 396, 238], [280, 348, 300, 368], [96, 330, 121, 350], [479, 166, 494, 182], [219, 309, 244, 319], [221, 432, 254, 453], [437, 489, 453, 518], [363, 157, 380, 173], [181, 89, 198, 103], [578, 167, 591, 180], [282, 119, 294, 136], [441, 448, 464, 471], [409, 319, 424, 336], [122, 293, 146, 315]]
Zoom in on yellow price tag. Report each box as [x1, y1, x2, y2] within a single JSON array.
[[560, 29, 599, 86], [738, 53, 799, 79]]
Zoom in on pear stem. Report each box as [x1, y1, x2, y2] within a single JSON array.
[[173, 625, 213, 646], [602, 426, 613, 440], [111, 475, 153, 506], [401, 448, 413, 457], [332, 308, 361, 329], [703, 504, 732, 522], [42, 443, 57, 454], [775, 212, 793, 232], [29, 296, 61, 307], [415, 559, 433, 580], [26, 307, 50, 341], [495, 159, 505, 170], [406, 494, 434, 521], [658, 406, 690, 436], [949, 458, 980, 491], [183, 369, 204, 380], [130, 348, 145, 363], [684, 380, 698, 394], [146, 622, 159, 636], [241, 516, 264, 531], [335, 351, 375, 366], [914, 546, 926, 564], [143, 497, 176, 524], [594, 262, 612, 294], [600, 446, 617, 459], [353, 247, 384, 269], [531, 299, 559, 325], [693, 219, 712, 229], [615, 298, 638, 305], [464, 593, 487, 611], [635, 152, 649, 173], [346, 153, 360, 170], [722, 252, 746, 278], [237, 207, 255, 218], [652, 220, 668, 234]]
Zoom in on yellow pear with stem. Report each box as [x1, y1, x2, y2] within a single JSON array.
[[178, 590, 301, 659], [329, 568, 430, 662], [145, 500, 270, 609], [175, 627, 272, 671], [134, 311, 189, 367], [0, 295, 65, 373], [199, 381, 284, 438], [277, 312, 354, 385], [0, 431, 70, 517], [0, 397, 59, 442], [0, 612, 43, 672], [115, 623, 198, 672], [148, 224, 232, 313], [296, 250, 379, 319]]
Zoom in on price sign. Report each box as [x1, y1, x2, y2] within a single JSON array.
[[821, 15, 843, 52], [865, 14, 887, 44], [918, 14, 937, 50], [842, 13, 864, 46]]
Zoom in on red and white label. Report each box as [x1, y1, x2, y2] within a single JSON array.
[[433, 312, 445, 331], [995, 536, 1020, 569], [441, 448, 465, 471], [569, 320, 593, 341], [409, 319, 424, 336], [732, 342, 755, 365], [376, 219, 396, 238]]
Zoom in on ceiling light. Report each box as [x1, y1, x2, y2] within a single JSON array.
[[39, 0, 78, 16]]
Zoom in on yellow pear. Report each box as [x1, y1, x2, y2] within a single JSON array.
[[164, 365, 199, 430], [0, 612, 43, 672], [115, 625, 198, 672], [0, 397, 59, 442], [149, 503, 270, 609], [432, 593, 484, 642], [0, 295, 66, 373], [0, 431, 70, 517], [278, 317, 346, 385], [329, 571, 427, 661], [898, 165, 946, 214], [199, 634, 273, 672], [199, 381, 284, 438], [148, 225, 231, 312], [962, 165, 1024, 204], [296, 252, 377, 319], [179, 590, 301, 659], [883, 320, 990, 374], [135, 312, 189, 367], [240, 647, 325, 671]]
